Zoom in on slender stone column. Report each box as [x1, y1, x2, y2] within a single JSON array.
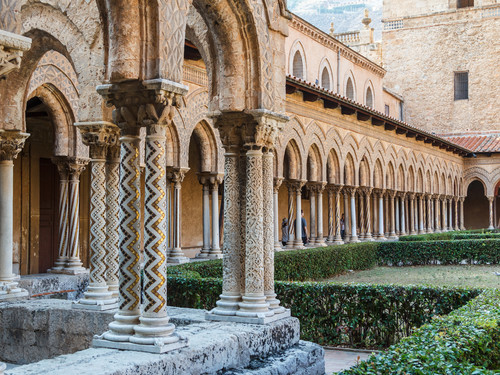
[[130, 123, 180, 346], [263, 151, 284, 312], [167, 169, 189, 263], [273, 178, 283, 250], [326, 187, 334, 244], [0, 130, 29, 301], [307, 184, 317, 246], [399, 193, 406, 236], [293, 181, 306, 249], [64, 158, 89, 273], [333, 186, 344, 244], [442, 197, 448, 231], [197, 177, 211, 258], [409, 194, 416, 235], [211, 149, 241, 315], [346, 187, 359, 243], [435, 195, 442, 232], [377, 190, 386, 240], [50, 158, 70, 272], [316, 184, 327, 246], [395, 194, 400, 235], [488, 196, 495, 230], [426, 195, 432, 233], [459, 197, 465, 230], [344, 190, 350, 242], [105, 141, 120, 299], [74, 123, 118, 310], [384, 193, 390, 237], [448, 198, 453, 231], [372, 193, 379, 238], [358, 189, 366, 240], [209, 176, 223, 258], [454, 198, 459, 231], [285, 182, 296, 248], [388, 191, 397, 240], [418, 195, 424, 234], [364, 188, 373, 241]]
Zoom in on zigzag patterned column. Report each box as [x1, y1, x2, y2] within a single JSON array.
[[64, 158, 89, 274], [74, 122, 118, 310], [50, 158, 70, 272], [106, 142, 120, 298], [130, 124, 179, 346], [101, 130, 142, 342]]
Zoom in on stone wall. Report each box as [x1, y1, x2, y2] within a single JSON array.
[[382, 3, 500, 134]]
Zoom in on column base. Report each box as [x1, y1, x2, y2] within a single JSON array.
[[207, 253, 223, 260], [210, 294, 241, 316], [488, 226, 495, 230], [107, 282, 119, 299], [332, 240, 344, 245], [167, 256, 190, 264], [388, 236, 399, 240], [195, 248, 211, 259], [93, 334, 187, 354], [349, 235, 360, 243], [0, 281, 29, 301], [73, 299, 119, 311], [53, 267, 89, 275], [206, 308, 291, 325]]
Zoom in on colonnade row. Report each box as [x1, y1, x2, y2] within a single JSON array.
[[274, 182, 469, 249]]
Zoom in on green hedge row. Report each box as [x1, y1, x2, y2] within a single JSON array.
[[166, 275, 480, 348], [338, 289, 500, 374], [399, 230, 500, 242], [378, 239, 500, 266], [170, 242, 378, 282]]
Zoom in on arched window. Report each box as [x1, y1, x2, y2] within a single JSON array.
[[293, 50, 304, 79], [365, 86, 374, 108], [321, 67, 331, 90], [346, 77, 354, 100]]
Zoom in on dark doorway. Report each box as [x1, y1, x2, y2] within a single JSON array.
[[38, 158, 59, 273], [464, 180, 488, 229]]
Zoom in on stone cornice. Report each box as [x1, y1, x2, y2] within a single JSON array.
[[290, 15, 386, 78]]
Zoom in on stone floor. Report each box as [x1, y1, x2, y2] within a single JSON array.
[[323, 348, 375, 374]]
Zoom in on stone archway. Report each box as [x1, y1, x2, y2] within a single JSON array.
[[464, 180, 489, 229]]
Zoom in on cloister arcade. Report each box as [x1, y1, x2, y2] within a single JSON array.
[[0, 0, 499, 358]]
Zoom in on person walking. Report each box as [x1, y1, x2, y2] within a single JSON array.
[[340, 213, 345, 240], [281, 218, 289, 247], [300, 210, 308, 245]]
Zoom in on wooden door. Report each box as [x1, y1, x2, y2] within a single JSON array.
[[38, 158, 59, 273]]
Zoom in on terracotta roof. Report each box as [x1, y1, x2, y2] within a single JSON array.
[[440, 134, 500, 153], [286, 75, 473, 156]]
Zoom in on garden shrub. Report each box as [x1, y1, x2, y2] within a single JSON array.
[[399, 230, 500, 242], [338, 289, 500, 374], [378, 239, 500, 266]]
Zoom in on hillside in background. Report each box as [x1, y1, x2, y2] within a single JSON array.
[[287, 0, 383, 41]]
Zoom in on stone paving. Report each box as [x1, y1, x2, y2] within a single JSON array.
[[323, 348, 375, 374]]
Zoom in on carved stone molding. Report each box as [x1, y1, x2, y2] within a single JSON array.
[[0, 129, 29, 161], [0, 30, 31, 79], [75, 122, 120, 160], [67, 158, 90, 181]]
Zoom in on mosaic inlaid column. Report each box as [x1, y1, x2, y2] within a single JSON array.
[[106, 141, 120, 299], [196, 175, 211, 258], [307, 184, 317, 246], [0, 130, 29, 301], [209, 176, 223, 259], [130, 124, 179, 346], [50, 157, 70, 272], [168, 169, 189, 263], [488, 196, 495, 230], [334, 186, 344, 244], [74, 123, 118, 310], [211, 148, 242, 315], [263, 151, 284, 313], [285, 182, 295, 248], [64, 158, 89, 274], [237, 147, 272, 318], [364, 188, 373, 241], [316, 184, 327, 246], [459, 197, 465, 230], [101, 128, 142, 342], [273, 178, 283, 251]]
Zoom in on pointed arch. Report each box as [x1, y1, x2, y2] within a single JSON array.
[[373, 159, 384, 189], [283, 139, 302, 181], [307, 144, 323, 182], [319, 57, 333, 90], [344, 153, 356, 186], [289, 39, 307, 80], [327, 148, 341, 185], [364, 80, 375, 108], [359, 156, 371, 187], [386, 161, 395, 190]]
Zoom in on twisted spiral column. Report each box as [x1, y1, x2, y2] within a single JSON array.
[[285, 183, 295, 248], [106, 144, 120, 298], [307, 184, 317, 246], [326, 187, 334, 244], [365, 188, 372, 241], [334, 186, 344, 244], [50, 158, 70, 272], [359, 189, 365, 240], [130, 125, 178, 346]]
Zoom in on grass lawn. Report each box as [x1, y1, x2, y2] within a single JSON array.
[[326, 265, 500, 289]]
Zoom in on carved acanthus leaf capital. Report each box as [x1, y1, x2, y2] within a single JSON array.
[[75, 121, 119, 160], [67, 157, 90, 181], [273, 177, 283, 192], [167, 167, 189, 187], [0, 129, 29, 161]]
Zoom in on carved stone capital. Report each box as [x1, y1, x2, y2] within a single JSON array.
[[273, 177, 283, 193], [0, 129, 29, 161], [344, 185, 358, 196], [75, 121, 120, 160], [67, 157, 90, 181], [0, 30, 32, 79], [360, 186, 373, 196], [286, 179, 306, 194], [197, 172, 223, 188], [51, 156, 70, 181], [397, 191, 407, 199], [97, 79, 188, 134], [167, 167, 189, 187]]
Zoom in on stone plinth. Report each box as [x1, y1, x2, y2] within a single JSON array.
[[18, 273, 89, 300], [1, 299, 323, 375]]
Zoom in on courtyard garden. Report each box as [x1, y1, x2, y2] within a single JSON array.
[[167, 230, 500, 374]]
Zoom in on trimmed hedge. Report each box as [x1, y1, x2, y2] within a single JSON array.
[[399, 230, 500, 242], [169, 242, 378, 281], [378, 239, 500, 266], [338, 289, 500, 374], [166, 275, 479, 348]]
